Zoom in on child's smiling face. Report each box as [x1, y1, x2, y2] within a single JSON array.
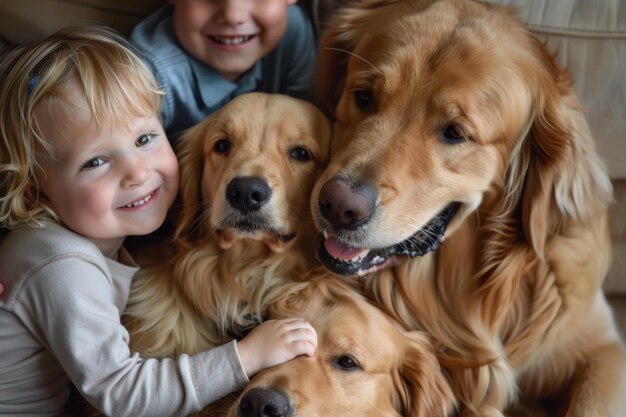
[[33, 80, 179, 255], [170, 0, 297, 82]]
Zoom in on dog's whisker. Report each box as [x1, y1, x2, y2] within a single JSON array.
[[322, 47, 379, 72], [184, 206, 211, 238]]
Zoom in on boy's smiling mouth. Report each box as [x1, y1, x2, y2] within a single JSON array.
[[119, 189, 158, 209]]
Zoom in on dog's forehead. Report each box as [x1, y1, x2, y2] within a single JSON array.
[[206, 96, 329, 153], [321, 312, 407, 370], [272, 281, 406, 357], [351, 0, 523, 78], [311, 293, 400, 341]]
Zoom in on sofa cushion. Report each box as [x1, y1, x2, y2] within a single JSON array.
[[486, 0, 626, 179]]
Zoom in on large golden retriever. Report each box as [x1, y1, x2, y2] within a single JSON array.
[[310, 0, 625, 415], [227, 274, 455, 417], [123, 93, 331, 357]]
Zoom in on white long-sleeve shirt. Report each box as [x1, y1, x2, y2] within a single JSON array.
[[0, 222, 248, 417]]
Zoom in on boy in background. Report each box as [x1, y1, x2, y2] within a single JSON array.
[[131, 0, 316, 140]]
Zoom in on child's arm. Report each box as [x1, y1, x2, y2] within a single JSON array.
[[12, 257, 247, 417], [236, 318, 317, 377]]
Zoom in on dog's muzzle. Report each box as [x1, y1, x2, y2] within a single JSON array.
[[318, 203, 460, 276]]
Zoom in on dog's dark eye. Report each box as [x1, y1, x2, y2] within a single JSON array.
[[333, 355, 361, 371], [213, 138, 231, 154], [290, 146, 311, 162], [353, 89, 374, 111], [440, 124, 466, 144]]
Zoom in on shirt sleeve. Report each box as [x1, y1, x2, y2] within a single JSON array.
[[13, 256, 248, 417]]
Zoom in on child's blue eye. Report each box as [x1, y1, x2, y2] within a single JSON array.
[[136, 134, 153, 146], [82, 158, 105, 170]]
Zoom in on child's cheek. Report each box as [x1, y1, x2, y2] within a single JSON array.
[[79, 183, 117, 219]]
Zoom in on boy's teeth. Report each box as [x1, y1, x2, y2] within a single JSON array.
[[213, 36, 251, 45], [125, 192, 153, 208]]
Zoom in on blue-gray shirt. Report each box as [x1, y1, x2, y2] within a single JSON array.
[[130, 5, 317, 141]]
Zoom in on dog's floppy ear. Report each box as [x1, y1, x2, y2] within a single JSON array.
[[505, 40, 612, 258], [173, 119, 212, 243], [395, 331, 455, 417]]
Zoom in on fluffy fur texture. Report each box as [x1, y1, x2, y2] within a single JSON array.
[[123, 93, 332, 357], [228, 274, 455, 417], [311, 0, 625, 415]]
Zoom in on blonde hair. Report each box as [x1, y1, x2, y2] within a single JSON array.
[[0, 26, 164, 228]]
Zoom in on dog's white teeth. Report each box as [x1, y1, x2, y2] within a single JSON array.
[[371, 255, 385, 264]]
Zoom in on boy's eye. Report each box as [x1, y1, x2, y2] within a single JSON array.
[[136, 133, 153, 146], [82, 157, 105, 170]]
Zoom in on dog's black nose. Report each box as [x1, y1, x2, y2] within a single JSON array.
[[226, 176, 272, 214], [238, 388, 293, 417], [318, 179, 377, 230]]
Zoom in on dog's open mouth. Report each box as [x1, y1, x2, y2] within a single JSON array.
[[318, 203, 460, 276]]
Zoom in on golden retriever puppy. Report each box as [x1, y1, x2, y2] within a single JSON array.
[[227, 274, 455, 417], [123, 93, 331, 357], [310, 0, 625, 415]]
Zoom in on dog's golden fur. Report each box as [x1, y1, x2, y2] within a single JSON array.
[[311, 0, 625, 415], [123, 93, 331, 357], [228, 274, 455, 417]]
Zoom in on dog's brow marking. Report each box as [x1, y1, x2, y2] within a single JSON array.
[[323, 47, 379, 72]]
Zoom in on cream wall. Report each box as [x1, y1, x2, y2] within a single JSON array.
[[0, 0, 164, 43]]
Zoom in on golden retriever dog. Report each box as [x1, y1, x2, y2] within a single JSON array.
[[123, 93, 331, 357], [227, 274, 455, 417], [310, 0, 625, 415]]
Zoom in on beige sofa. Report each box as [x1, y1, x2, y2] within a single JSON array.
[[487, 0, 626, 336], [1, 0, 625, 331]]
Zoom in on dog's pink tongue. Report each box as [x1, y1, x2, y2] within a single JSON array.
[[325, 236, 369, 261]]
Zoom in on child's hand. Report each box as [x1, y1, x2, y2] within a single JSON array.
[[236, 318, 317, 377]]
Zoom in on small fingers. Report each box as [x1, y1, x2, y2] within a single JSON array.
[[275, 318, 316, 335], [284, 325, 317, 356], [258, 318, 318, 360], [289, 339, 317, 358]]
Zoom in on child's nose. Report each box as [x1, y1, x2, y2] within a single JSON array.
[[120, 156, 150, 188], [217, 0, 248, 25]]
